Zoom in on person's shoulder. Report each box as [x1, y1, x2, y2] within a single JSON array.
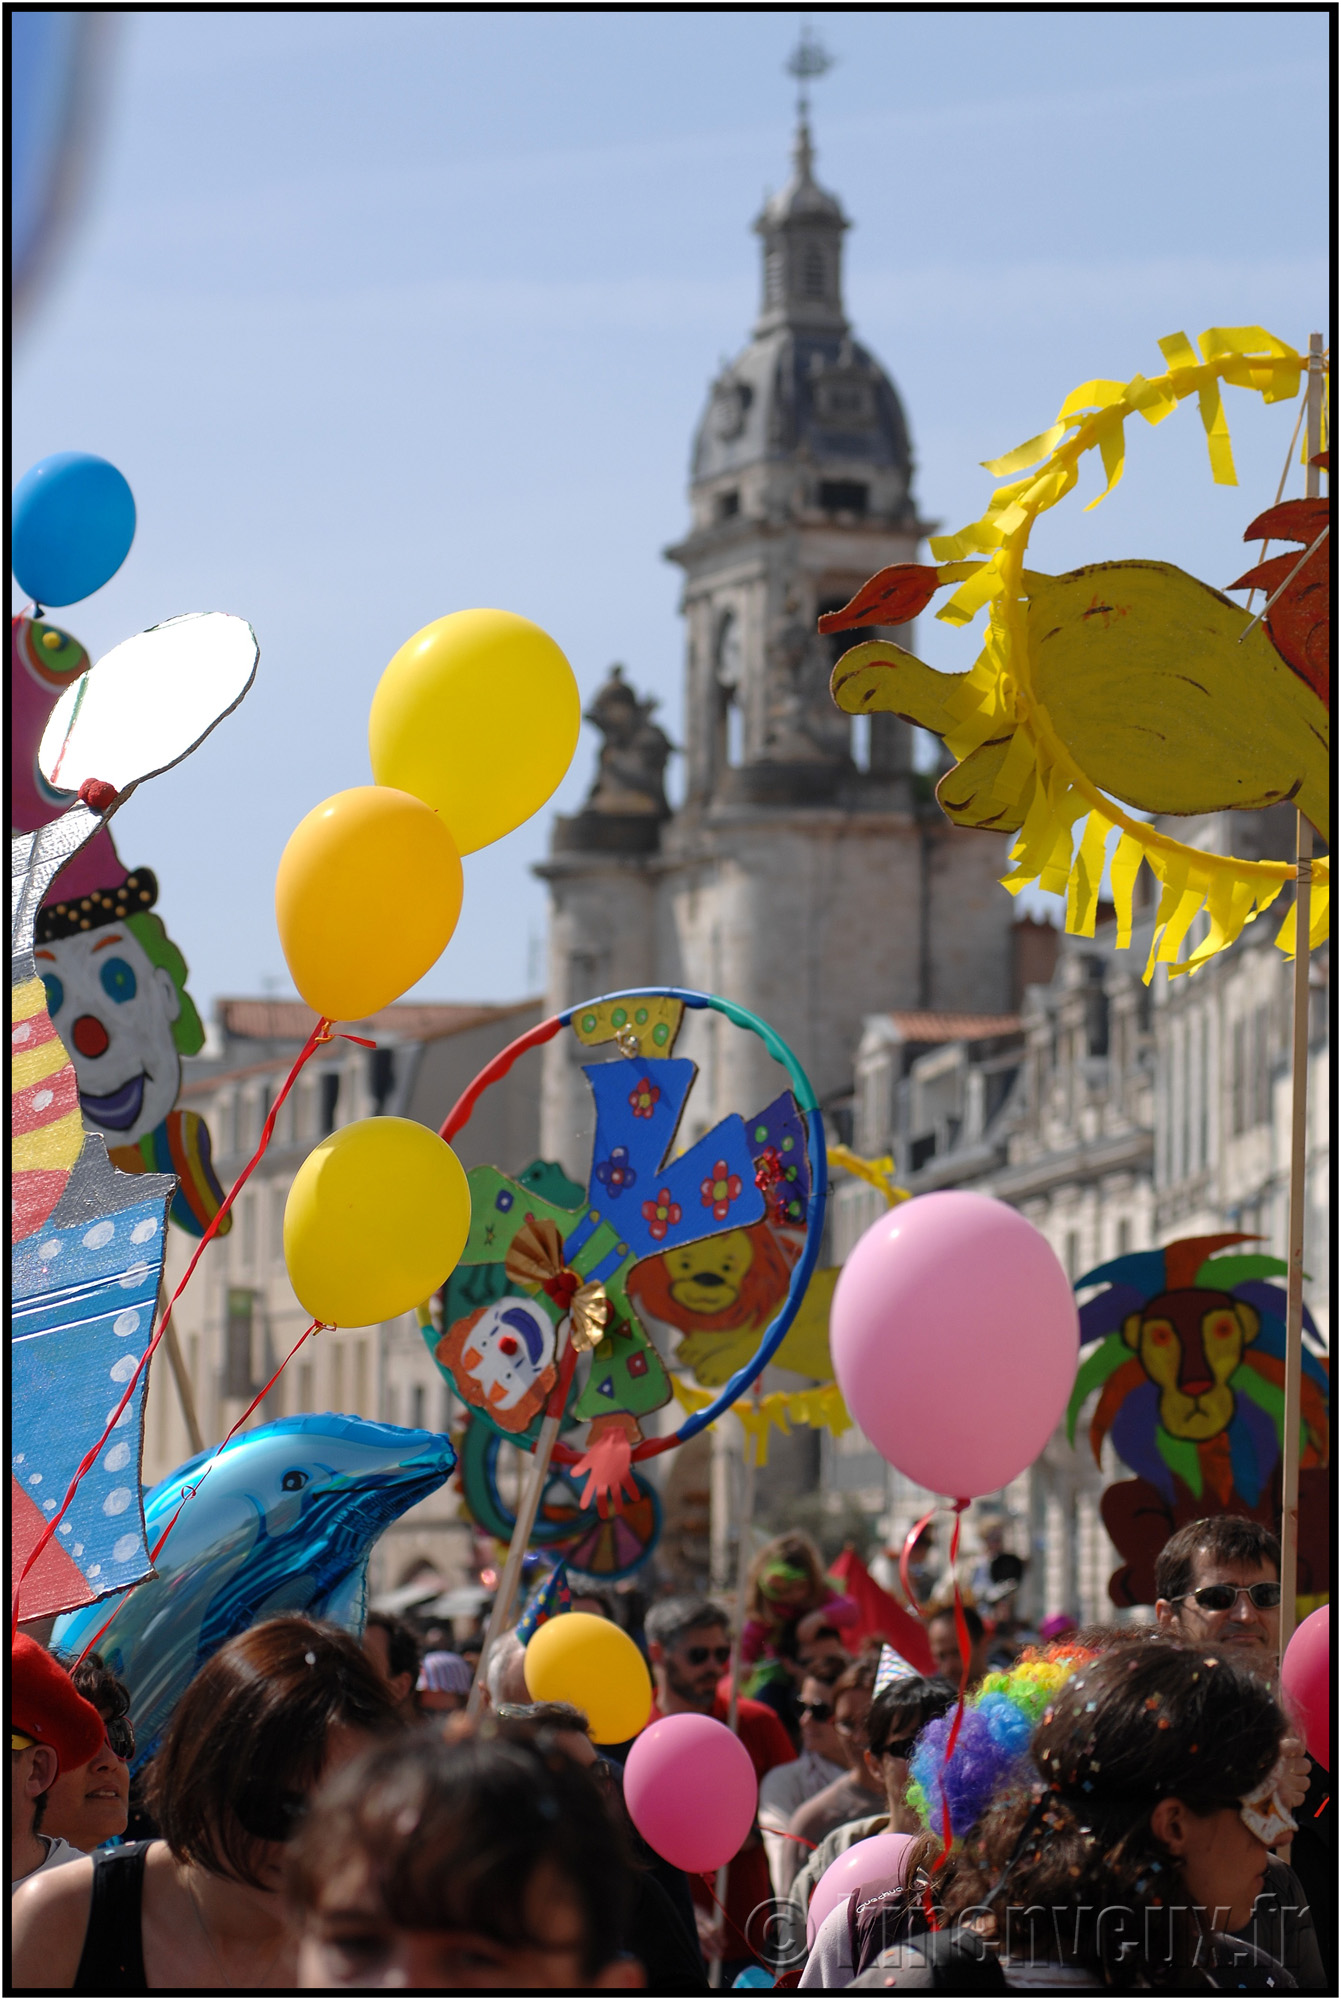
[[12, 1847, 95, 1913], [11, 1847, 97, 1986]]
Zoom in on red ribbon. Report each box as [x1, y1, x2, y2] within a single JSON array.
[[12, 1017, 331, 1634]]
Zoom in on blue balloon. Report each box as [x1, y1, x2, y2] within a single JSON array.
[[52, 1413, 456, 1773], [11, 451, 136, 605]]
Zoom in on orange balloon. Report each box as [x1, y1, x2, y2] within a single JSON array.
[[275, 786, 462, 1020]]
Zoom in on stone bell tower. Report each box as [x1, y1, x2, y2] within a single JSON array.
[[539, 101, 1014, 1161]]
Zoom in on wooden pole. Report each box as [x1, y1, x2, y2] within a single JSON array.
[[1277, 332, 1324, 1653], [709, 1396, 760, 1990], [163, 1321, 204, 1456], [466, 1325, 571, 1719]]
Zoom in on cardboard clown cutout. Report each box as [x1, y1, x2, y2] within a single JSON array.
[[13, 614, 228, 1236], [10, 586, 258, 1624]]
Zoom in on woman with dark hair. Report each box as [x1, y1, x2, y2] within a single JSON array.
[[853, 1639, 1297, 1989], [288, 1722, 645, 1988], [40, 1655, 134, 1856], [12, 1617, 400, 1990]]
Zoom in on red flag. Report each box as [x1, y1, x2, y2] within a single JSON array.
[[830, 1545, 934, 1676]]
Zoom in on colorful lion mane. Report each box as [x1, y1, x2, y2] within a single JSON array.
[[1067, 1233, 1329, 1508]]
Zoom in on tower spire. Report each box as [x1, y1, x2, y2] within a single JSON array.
[[785, 19, 834, 126]]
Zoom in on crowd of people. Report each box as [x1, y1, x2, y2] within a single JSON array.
[[9, 1514, 1330, 1990]]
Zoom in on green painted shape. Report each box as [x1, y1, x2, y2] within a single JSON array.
[[1066, 1331, 1131, 1442], [1195, 1253, 1291, 1288], [1156, 1426, 1203, 1499], [1233, 1364, 1285, 1438], [517, 1157, 587, 1208]]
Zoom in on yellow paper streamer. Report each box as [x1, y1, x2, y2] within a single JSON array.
[[904, 327, 1331, 981]]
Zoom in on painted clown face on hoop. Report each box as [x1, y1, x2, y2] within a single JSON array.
[[35, 921, 185, 1148], [439, 1298, 558, 1431]]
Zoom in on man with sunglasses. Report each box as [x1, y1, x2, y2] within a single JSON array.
[[759, 1660, 848, 1895], [645, 1597, 795, 1981], [1154, 1515, 1333, 1988]]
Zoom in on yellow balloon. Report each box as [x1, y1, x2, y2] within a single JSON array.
[[275, 786, 462, 1021], [523, 1612, 653, 1745], [284, 1117, 471, 1328], [368, 609, 580, 854]]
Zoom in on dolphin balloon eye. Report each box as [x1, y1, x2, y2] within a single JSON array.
[[281, 1468, 310, 1492]]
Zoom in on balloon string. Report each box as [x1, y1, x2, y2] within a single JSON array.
[[898, 1502, 941, 1618], [12, 1017, 331, 1634], [67, 1319, 324, 1671], [921, 1498, 972, 1931], [696, 1870, 758, 1964]]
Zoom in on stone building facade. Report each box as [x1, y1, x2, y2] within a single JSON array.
[[827, 806, 1329, 1626]]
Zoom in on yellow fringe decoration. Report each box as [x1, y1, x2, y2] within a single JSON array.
[[670, 1377, 852, 1468], [926, 327, 1329, 980]]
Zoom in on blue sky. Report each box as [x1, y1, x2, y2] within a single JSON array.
[[13, 9, 1330, 1013]]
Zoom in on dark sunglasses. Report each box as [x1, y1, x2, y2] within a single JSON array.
[[872, 1734, 918, 1762], [104, 1714, 135, 1762], [798, 1699, 834, 1722], [234, 1786, 310, 1845], [1172, 1582, 1281, 1613], [685, 1644, 733, 1668]]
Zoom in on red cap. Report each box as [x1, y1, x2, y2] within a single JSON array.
[[11, 1635, 105, 1772]]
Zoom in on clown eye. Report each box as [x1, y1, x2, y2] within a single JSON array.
[[41, 973, 65, 1017], [99, 956, 138, 1004]]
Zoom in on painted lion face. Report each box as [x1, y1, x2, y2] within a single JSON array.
[[1122, 1288, 1258, 1443], [664, 1229, 756, 1317]]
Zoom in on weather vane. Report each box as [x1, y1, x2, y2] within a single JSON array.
[[786, 20, 834, 119]]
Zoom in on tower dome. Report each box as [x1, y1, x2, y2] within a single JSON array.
[[689, 114, 917, 534]]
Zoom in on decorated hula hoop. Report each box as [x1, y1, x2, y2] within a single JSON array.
[[438, 986, 827, 1465], [458, 1416, 663, 1580]]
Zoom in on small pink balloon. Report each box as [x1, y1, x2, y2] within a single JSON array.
[[830, 1190, 1078, 1498], [806, 1831, 915, 1947], [1281, 1606, 1330, 1771], [623, 1712, 757, 1873]]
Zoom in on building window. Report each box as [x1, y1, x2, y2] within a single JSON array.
[[238, 1192, 256, 1273], [331, 1340, 345, 1412], [272, 1184, 287, 1263], [226, 1289, 254, 1399], [1116, 1217, 1132, 1257], [716, 489, 739, 520], [411, 1383, 426, 1431], [819, 480, 868, 516], [801, 245, 826, 299], [320, 1070, 341, 1135], [353, 1340, 368, 1415], [297, 1360, 314, 1412], [1065, 1231, 1080, 1282], [369, 1046, 395, 1115], [765, 245, 785, 305]]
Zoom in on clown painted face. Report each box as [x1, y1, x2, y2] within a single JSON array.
[[437, 1298, 557, 1433], [34, 925, 183, 1148]]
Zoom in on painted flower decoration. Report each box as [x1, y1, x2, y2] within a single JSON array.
[[628, 1076, 661, 1120], [700, 1160, 742, 1222], [641, 1187, 682, 1242], [594, 1146, 637, 1198]]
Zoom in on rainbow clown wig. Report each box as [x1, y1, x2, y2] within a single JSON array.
[[908, 1644, 1093, 1842]]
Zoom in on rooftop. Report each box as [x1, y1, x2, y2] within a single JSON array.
[[881, 1011, 1024, 1042], [214, 996, 540, 1043]]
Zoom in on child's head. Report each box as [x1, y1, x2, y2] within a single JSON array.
[[747, 1532, 829, 1618], [288, 1723, 640, 1989]]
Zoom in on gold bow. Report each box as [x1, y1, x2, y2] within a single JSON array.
[[503, 1215, 610, 1353]]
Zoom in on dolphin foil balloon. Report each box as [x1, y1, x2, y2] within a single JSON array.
[[52, 1413, 455, 1771]]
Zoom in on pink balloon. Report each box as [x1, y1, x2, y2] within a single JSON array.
[[623, 1712, 758, 1873], [1281, 1607, 1330, 1770], [806, 1832, 915, 1947], [830, 1191, 1078, 1498]]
